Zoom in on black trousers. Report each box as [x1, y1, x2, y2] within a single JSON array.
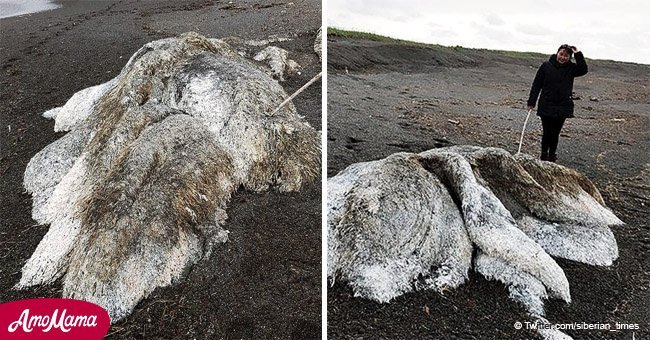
[[540, 116, 566, 155]]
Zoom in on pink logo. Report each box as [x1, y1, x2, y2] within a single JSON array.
[[0, 298, 110, 339]]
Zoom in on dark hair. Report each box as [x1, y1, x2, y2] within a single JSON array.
[[558, 44, 575, 55]]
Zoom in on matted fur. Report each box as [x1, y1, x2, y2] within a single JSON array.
[[328, 153, 471, 302], [328, 146, 622, 340], [253, 46, 301, 81], [18, 32, 320, 322], [314, 28, 322, 60]]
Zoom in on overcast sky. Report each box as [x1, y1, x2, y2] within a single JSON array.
[[328, 0, 650, 64]]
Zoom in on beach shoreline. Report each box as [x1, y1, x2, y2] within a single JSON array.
[[0, 0, 61, 19]]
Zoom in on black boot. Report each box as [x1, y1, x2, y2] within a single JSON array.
[[549, 154, 557, 162], [541, 152, 549, 161]]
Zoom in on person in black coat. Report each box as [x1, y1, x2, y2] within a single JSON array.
[[527, 44, 588, 162]]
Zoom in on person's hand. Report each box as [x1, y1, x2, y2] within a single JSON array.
[[527, 105, 534, 111], [571, 46, 579, 53]]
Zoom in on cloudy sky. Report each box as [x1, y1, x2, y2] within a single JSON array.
[[328, 0, 650, 64]]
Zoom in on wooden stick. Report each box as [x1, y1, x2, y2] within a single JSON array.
[[270, 72, 322, 116], [517, 109, 533, 155]]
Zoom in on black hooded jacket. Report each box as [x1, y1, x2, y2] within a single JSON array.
[[527, 52, 588, 118]]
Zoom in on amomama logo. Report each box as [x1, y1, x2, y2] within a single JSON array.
[[0, 298, 110, 339]]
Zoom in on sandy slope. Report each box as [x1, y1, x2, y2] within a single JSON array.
[[327, 36, 649, 340], [0, 1, 321, 338]]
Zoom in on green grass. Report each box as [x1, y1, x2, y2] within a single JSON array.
[[328, 28, 406, 43], [327, 27, 545, 60], [327, 27, 448, 49]]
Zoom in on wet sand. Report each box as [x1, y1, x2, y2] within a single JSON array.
[[0, 0, 61, 19]]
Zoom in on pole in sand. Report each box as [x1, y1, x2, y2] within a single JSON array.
[[270, 72, 322, 116], [517, 109, 533, 155]]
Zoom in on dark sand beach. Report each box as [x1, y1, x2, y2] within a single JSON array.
[[0, 0, 61, 19], [327, 35, 649, 339], [0, 0, 321, 338]]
